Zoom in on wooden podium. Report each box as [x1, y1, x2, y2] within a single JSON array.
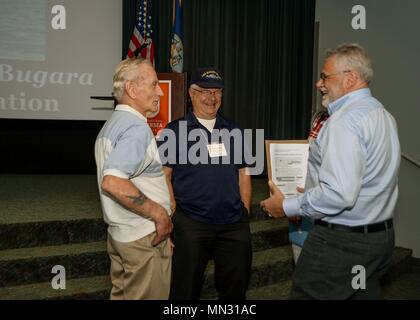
[[158, 72, 187, 121], [142, 72, 187, 135]]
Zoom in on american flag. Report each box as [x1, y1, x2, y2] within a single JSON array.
[[127, 0, 155, 65]]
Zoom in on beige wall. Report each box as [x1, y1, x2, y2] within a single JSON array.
[[316, 0, 420, 257]]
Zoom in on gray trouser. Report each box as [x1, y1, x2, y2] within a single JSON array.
[[290, 224, 395, 300]]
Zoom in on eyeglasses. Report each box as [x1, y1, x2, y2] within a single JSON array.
[[192, 87, 223, 98], [319, 70, 351, 81]]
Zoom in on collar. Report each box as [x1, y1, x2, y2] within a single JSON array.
[[327, 88, 372, 115], [185, 109, 229, 130], [115, 104, 147, 122]]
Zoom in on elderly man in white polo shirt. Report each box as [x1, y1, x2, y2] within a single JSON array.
[[95, 58, 173, 300]]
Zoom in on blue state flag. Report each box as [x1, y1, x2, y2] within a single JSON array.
[[170, 0, 183, 73]]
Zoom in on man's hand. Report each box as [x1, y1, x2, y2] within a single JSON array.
[[170, 200, 176, 216], [239, 167, 252, 216], [151, 204, 173, 246], [260, 181, 286, 218], [162, 166, 176, 216]]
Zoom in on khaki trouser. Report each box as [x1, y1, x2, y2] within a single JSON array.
[[107, 232, 172, 300]]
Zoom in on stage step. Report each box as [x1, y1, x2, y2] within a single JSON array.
[[0, 218, 289, 288], [0, 219, 107, 250], [246, 280, 292, 300], [0, 175, 415, 299], [0, 275, 110, 300], [381, 257, 420, 299], [0, 241, 108, 288], [0, 246, 293, 300], [0, 246, 413, 300], [0, 206, 272, 251], [382, 246, 413, 284]]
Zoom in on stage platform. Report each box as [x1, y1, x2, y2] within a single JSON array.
[[0, 174, 271, 224], [0, 174, 417, 299], [0, 174, 102, 224]]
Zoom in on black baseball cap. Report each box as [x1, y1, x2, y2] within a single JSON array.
[[190, 67, 224, 88]]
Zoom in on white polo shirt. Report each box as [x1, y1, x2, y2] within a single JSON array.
[[95, 104, 171, 243]]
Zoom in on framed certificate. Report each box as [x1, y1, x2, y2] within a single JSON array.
[[265, 140, 309, 198]]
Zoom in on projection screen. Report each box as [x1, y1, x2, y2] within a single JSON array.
[[0, 0, 122, 120]]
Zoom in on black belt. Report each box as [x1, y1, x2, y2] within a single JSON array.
[[314, 218, 393, 234]]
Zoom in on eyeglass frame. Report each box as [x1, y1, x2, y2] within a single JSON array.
[[191, 87, 223, 98], [319, 70, 351, 81]]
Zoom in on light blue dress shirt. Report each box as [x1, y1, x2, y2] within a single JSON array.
[[283, 88, 400, 226]]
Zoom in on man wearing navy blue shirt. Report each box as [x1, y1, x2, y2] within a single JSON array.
[[261, 44, 400, 299], [158, 68, 252, 300]]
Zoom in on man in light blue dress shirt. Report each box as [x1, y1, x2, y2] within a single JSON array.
[[261, 43, 400, 299]]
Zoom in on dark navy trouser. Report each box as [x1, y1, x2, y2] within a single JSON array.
[[170, 209, 252, 300], [291, 223, 395, 300]]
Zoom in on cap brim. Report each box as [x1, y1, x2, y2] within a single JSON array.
[[194, 81, 224, 89]]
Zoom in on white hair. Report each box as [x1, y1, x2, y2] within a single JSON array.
[[326, 43, 373, 83], [112, 58, 151, 101]]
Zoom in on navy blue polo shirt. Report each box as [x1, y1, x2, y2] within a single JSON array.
[[158, 110, 249, 224]]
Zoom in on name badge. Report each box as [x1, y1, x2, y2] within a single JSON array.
[[207, 143, 227, 158]]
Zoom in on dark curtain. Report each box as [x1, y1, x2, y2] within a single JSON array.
[[125, 0, 316, 140], [122, 0, 138, 58], [0, 0, 314, 174], [0, 119, 103, 173]]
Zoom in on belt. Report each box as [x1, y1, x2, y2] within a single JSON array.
[[314, 218, 393, 234]]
